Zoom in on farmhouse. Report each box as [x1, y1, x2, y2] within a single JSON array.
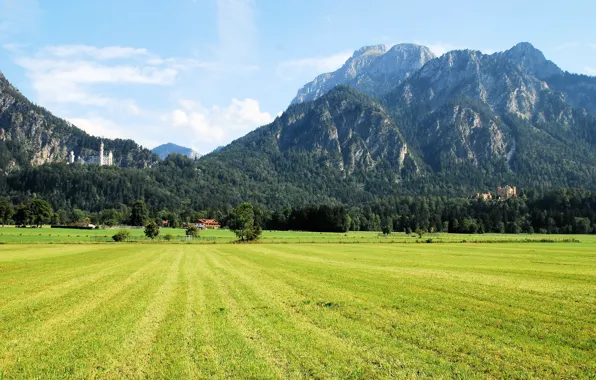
[[196, 219, 221, 230]]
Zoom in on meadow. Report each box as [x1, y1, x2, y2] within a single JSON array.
[[0, 226, 595, 244], [0, 242, 594, 378]]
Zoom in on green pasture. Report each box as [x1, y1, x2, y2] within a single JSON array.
[[1, 226, 595, 244], [0, 243, 594, 378]]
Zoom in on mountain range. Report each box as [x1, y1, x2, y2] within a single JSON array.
[[1, 42, 596, 212]]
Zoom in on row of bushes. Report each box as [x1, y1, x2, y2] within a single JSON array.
[[112, 224, 201, 242]]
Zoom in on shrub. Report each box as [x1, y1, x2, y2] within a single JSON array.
[[144, 221, 160, 240], [186, 225, 200, 237], [112, 230, 131, 242], [163, 234, 174, 241]]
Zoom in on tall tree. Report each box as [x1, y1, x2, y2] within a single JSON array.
[[13, 204, 31, 226], [29, 199, 53, 228], [0, 200, 14, 227], [229, 202, 262, 242], [130, 200, 149, 226]]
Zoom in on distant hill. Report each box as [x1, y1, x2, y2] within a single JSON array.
[[152, 143, 201, 160]]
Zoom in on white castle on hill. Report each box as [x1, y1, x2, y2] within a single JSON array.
[[69, 142, 114, 166]]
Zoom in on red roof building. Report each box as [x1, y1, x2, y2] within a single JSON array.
[[196, 219, 221, 230]]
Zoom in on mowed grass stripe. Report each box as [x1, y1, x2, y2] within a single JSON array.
[[106, 249, 184, 378], [0, 246, 135, 298], [211, 250, 423, 378], [231, 245, 595, 377], [0, 247, 170, 376], [11, 253, 175, 379], [0, 248, 149, 320], [251, 244, 595, 321], [255, 245, 594, 349], [222, 247, 471, 378], [0, 247, 161, 343], [198, 251, 280, 379]]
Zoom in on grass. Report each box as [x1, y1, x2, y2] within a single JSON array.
[[0, 243, 594, 378], [0, 226, 595, 244]]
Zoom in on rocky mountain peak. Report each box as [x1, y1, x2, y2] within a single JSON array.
[[351, 44, 387, 58], [292, 43, 438, 104], [501, 42, 562, 79]]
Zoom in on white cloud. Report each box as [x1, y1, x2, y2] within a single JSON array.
[[11, 45, 184, 107], [67, 117, 126, 140], [277, 51, 351, 80], [584, 67, 596, 76], [169, 98, 273, 147], [42, 45, 150, 60]]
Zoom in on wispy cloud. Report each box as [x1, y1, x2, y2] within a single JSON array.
[[42, 45, 150, 60], [7, 45, 209, 106], [0, 0, 40, 40], [15, 46, 180, 106], [277, 51, 351, 80]]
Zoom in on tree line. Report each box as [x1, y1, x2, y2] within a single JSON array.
[[1, 188, 596, 235]]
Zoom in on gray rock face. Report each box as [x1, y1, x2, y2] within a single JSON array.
[[392, 49, 549, 119], [291, 44, 436, 104], [278, 87, 416, 175], [499, 42, 563, 79]]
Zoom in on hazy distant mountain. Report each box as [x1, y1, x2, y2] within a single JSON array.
[[152, 143, 201, 160]]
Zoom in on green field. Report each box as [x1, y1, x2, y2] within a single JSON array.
[[1, 226, 595, 244], [0, 243, 594, 378]]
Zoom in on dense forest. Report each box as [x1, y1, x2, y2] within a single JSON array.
[[2, 169, 596, 235]]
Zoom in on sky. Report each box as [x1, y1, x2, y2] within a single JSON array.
[[1, 0, 595, 153]]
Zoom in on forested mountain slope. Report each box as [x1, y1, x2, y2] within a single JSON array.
[[0, 72, 157, 170]]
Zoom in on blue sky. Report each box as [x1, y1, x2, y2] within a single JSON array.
[[1, 0, 595, 153]]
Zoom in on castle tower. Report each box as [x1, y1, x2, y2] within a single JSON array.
[[108, 151, 113, 166], [99, 142, 105, 166], [69, 150, 75, 164]]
